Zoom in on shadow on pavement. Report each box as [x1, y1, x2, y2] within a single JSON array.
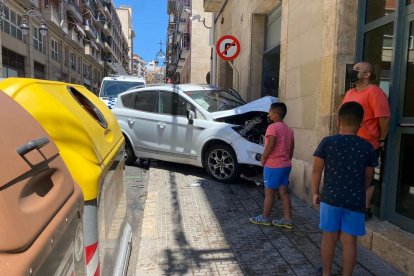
[[159, 162, 240, 275], [147, 161, 402, 276]]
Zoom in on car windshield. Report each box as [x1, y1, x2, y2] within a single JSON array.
[[184, 89, 246, 112], [100, 80, 145, 97]]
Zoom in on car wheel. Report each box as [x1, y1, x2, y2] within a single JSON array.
[[204, 144, 241, 183], [124, 139, 137, 165]]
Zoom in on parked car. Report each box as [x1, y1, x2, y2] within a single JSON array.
[[112, 84, 278, 183], [99, 75, 146, 109]]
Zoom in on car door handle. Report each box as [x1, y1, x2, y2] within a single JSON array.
[[158, 122, 166, 129], [128, 119, 135, 126]]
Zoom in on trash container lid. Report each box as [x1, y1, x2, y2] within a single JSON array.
[[0, 90, 75, 252], [0, 78, 124, 200]]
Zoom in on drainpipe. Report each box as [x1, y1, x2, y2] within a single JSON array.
[[211, 13, 217, 85], [228, 60, 239, 91]]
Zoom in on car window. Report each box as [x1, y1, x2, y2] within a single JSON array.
[[185, 90, 245, 112], [159, 91, 191, 117], [100, 80, 145, 97], [132, 91, 157, 113], [121, 93, 134, 108]]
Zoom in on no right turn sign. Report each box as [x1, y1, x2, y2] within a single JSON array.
[[216, 35, 241, 61]]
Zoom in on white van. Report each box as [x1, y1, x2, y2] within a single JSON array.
[[99, 75, 146, 109]]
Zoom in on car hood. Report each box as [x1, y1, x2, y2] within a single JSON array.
[[210, 96, 278, 119]]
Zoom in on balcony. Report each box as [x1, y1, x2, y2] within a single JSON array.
[[43, 5, 68, 35], [67, 0, 83, 22], [178, 18, 187, 33], [203, 0, 226, 12], [95, 0, 104, 11], [102, 22, 111, 36], [103, 40, 112, 53], [167, 0, 175, 15], [103, 5, 111, 18], [83, 20, 97, 40], [180, 33, 190, 59], [84, 43, 99, 62], [68, 28, 84, 49], [82, 0, 93, 11], [95, 36, 103, 48]]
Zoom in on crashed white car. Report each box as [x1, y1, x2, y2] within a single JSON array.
[[112, 84, 277, 183]]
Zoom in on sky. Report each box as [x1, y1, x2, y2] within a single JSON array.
[[113, 0, 168, 63]]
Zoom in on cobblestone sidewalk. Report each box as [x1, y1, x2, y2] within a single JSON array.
[[133, 162, 402, 275]]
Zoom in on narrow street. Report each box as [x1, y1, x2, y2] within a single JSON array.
[[125, 161, 402, 276]]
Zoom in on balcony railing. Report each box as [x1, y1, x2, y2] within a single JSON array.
[[181, 33, 190, 50], [43, 4, 64, 31], [67, 0, 83, 22], [83, 19, 98, 39]]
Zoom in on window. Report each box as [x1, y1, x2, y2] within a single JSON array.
[[363, 22, 394, 97], [121, 93, 135, 108], [33, 27, 44, 53], [78, 57, 82, 73], [2, 47, 25, 77], [365, 0, 396, 24], [51, 39, 59, 61], [34, 61, 45, 79], [159, 92, 190, 116], [2, 6, 24, 42], [64, 47, 69, 67], [132, 91, 157, 112], [70, 52, 76, 70]]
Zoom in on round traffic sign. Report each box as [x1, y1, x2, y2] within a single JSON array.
[[216, 35, 241, 61]]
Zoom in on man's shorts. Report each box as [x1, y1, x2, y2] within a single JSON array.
[[319, 202, 366, 236], [263, 166, 291, 189]]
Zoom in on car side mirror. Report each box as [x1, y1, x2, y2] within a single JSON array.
[[187, 110, 195, 124]]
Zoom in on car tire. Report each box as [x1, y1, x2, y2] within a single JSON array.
[[204, 144, 241, 183], [124, 138, 137, 165]]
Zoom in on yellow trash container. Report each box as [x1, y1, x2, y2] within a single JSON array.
[[0, 78, 132, 276]]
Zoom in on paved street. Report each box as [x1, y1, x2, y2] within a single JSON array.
[[126, 161, 402, 276]]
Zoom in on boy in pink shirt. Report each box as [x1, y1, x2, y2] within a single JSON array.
[[250, 103, 295, 228]]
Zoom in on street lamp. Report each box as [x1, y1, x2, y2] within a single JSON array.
[[156, 40, 166, 59], [19, 3, 48, 36]]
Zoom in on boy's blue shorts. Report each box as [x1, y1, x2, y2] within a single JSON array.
[[320, 202, 366, 236], [263, 166, 291, 189]]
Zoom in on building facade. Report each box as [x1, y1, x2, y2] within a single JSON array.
[[132, 53, 146, 78], [0, 0, 130, 94], [116, 5, 134, 74], [165, 0, 212, 84], [203, 0, 414, 273], [145, 60, 165, 84]]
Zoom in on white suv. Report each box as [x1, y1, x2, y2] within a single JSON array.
[[99, 76, 146, 109], [112, 84, 278, 183]]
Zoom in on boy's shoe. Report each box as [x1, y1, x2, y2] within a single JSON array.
[[249, 215, 271, 226], [365, 208, 373, 220], [272, 217, 294, 229]]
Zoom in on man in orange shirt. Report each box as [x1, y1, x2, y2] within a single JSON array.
[[341, 61, 390, 219]]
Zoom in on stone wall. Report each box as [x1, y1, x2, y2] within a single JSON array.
[[214, 0, 280, 101], [190, 0, 212, 84], [278, 0, 359, 204]]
